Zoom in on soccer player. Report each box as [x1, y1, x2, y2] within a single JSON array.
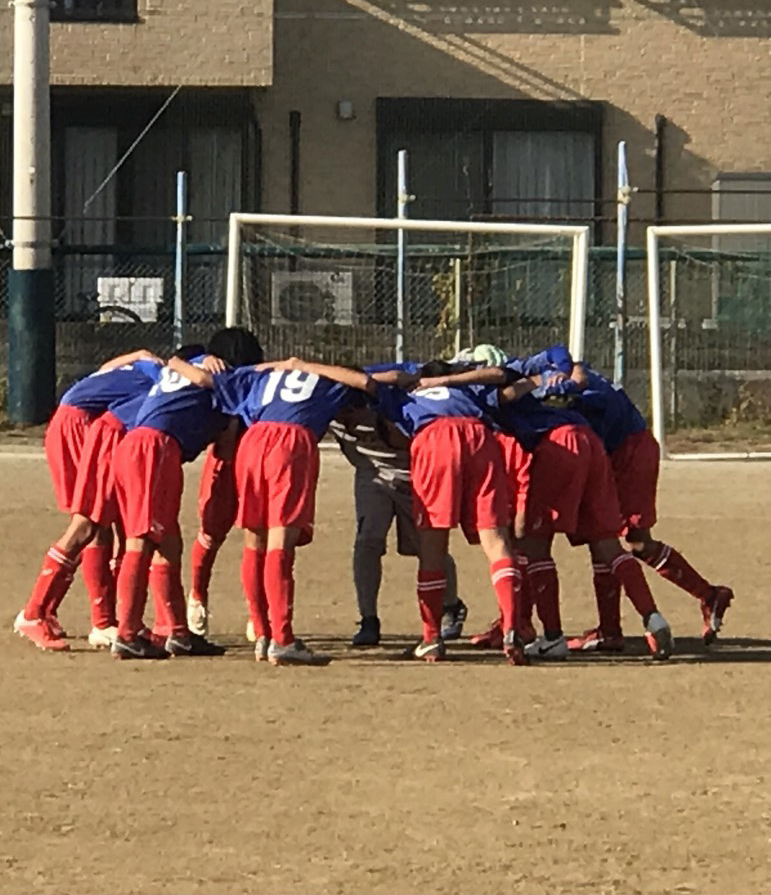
[[372, 361, 539, 664], [110, 328, 263, 661], [419, 361, 673, 660], [170, 355, 383, 666], [329, 363, 468, 647], [538, 359, 734, 649], [14, 349, 163, 651]]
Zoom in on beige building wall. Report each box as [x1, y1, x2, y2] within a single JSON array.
[[0, 0, 273, 87], [256, 0, 771, 235]]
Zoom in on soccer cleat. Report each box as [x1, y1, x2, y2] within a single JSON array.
[[524, 634, 569, 660], [164, 632, 227, 657], [503, 629, 529, 666], [46, 616, 68, 639], [111, 634, 169, 660], [186, 593, 209, 638], [410, 637, 446, 663], [644, 612, 673, 660], [88, 625, 118, 649], [267, 638, 318, 666], [351, 616, 381, 647], [519, 620, 537, 645], [254, 635, 269, 662], [469, 618, 504, 649], [701, 586, 734, 645], [14, 611, 70, 652], [566, 628, 626, 653], [245, 618, 257, 643], [441, 599, 468, 641]]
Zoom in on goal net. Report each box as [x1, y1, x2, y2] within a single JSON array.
[[646, 224, 771, 459], [225, 213, 590, 366]]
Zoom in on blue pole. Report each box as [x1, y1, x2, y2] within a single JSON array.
[[614, 141, 630, 387], [173, 171, 188, 349], [396, 149, 408, 363]]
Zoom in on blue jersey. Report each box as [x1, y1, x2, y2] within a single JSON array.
[[374, 382, 499, 439], [505, 344, 574, 378], [132, 359, 224, 462], [213, 366, 354, 440], [494, 394, 587, 452], [60, 360, 161, 417], [544, 367, 647, 453]]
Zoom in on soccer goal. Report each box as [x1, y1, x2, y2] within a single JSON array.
[[225, 213, 590, 365], [646, 223, 771, 460]]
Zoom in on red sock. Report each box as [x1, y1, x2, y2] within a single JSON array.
[[592, 563, 622, 636], [611, 553, 657, 619], [190, 532, 220, 607], [241, 546, 270, 639], [116, 550, 153, 640], [81, 543, 117, 629], [264, 549, 295, 646], [644, 543, 712, 601], [24, 546, 78, 620], [149, 563, 188, 637], [527, 559, 562, 636], [514, 554, 534, 633], [417, 571, 445, 642], [489, 558, 519, 633]]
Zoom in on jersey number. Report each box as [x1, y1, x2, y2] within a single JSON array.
[[261, 369, 319, 405], [148, 367, 191, 396], [413, 386, 450, 401]]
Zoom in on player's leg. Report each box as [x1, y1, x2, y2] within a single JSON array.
[[82, 524, 119, 647], [188, 445, 238, 636], [566, 558, 625, 653], [241, 527, 269, 658], [350, 472, 394, 647], [415, 527, 451, 661]]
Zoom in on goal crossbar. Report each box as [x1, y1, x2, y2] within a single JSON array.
[[226, 212, 591, 361], [646, 223, 771, 461]]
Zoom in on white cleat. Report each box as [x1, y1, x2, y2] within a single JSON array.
[[644, 612, 673, 660], [186, 593, 209, 638], [245, 618, 257, 643], [524, 634, 569, 660], [267, 638, 317, 666], [254, 635, 269, 662], [88, 625, 118, 649]]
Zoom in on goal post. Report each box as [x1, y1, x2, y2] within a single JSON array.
[[646, 223, 771, 461], [225, 212, 590, 363]]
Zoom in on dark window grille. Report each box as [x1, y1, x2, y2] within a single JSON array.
[[51, 0, 138, 23]]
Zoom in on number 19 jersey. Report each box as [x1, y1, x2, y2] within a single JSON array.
[[213, 366, 354, 440]]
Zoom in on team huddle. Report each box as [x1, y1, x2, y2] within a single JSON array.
[[13, 328, 734, 665]]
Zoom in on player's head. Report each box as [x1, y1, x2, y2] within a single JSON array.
[[173, 343, 207, 361], [207, 327, 264, 367], [420, 359, 473, 378], [470, 344, 508, 366]]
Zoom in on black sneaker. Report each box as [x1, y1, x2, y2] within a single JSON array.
[[111, 635, 169, 661], [351, 616, 381, 647], [165, 632, 227, 657], [441, 599, 468, 641]]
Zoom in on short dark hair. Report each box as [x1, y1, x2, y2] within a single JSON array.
[[207, 327, 264, 367], [420, 359, 472, 378], [173, 343, 207, 361]]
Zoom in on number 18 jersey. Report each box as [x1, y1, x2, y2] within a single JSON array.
[[214, 366, 354, 440]]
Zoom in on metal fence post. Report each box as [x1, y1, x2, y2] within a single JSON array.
[[396, 150, 411, 363], [173, 170, 188, 349], [614, 141, 630, 387]]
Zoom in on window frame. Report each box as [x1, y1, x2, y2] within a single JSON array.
[[50, 0, 139, 25]]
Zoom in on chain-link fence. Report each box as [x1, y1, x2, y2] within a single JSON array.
[[2, 227, 771, 434]]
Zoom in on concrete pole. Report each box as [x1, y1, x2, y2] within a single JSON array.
[[8, 0, 55, 424]]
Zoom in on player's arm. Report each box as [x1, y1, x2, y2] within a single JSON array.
[[369, 369, 421, 389], [99, 348, 163, 371], [416, 366, 508, 389], [569, 362, 590, 389], [166, 355, 215, 389], [262, 357, 377, 394]]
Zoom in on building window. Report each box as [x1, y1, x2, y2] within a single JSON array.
[[51, 0, 138, 23]]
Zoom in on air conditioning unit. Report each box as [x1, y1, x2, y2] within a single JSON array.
[[97, 277, 163, 323], [271, 271, 354, 325]]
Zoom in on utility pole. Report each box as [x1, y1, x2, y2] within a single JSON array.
[[8, 0, 55, 424]]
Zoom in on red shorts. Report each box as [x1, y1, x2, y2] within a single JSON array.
[[526, 424, 622, 541], [235, 422, 319, 545], [70, 411, 126, 527], [198, 444, 238, 543], [611, 429, 660, 532], [411, 417, 510, 541], [114, 427, 184, 543], [495, 431, 533, 517], [44, 405, 95, 512]]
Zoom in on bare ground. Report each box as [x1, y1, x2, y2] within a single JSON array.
[[0, 451, 769, 895]]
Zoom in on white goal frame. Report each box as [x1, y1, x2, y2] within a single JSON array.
[[646, 223, 771, 461], [225, 212, 591, 361]]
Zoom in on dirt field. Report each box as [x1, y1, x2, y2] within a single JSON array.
[[1, 449, 770, 895]]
